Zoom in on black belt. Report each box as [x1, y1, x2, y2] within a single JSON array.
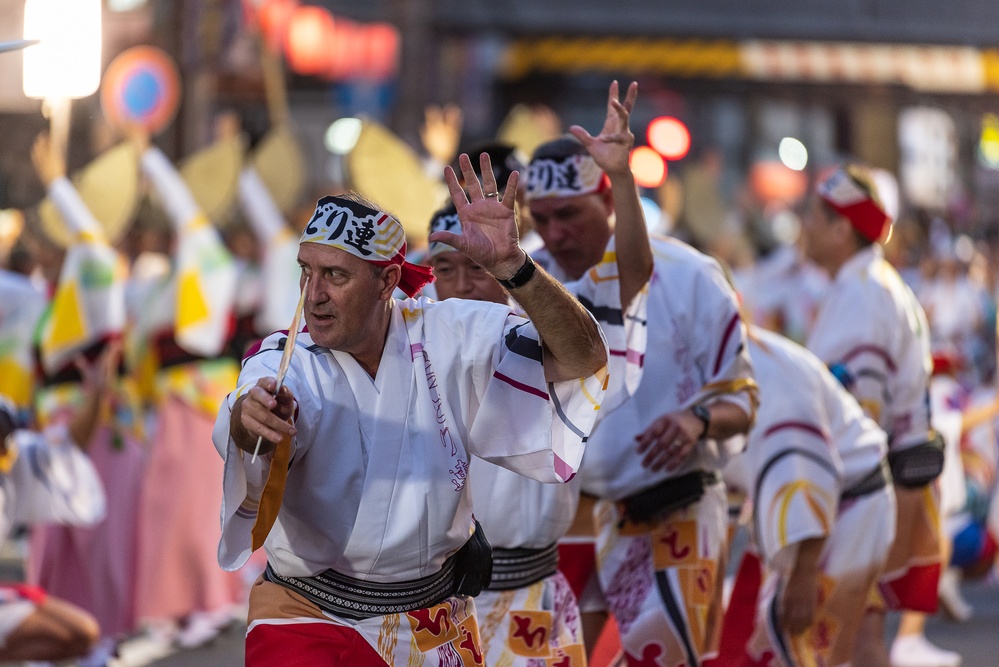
[[841, 459, 891, 500], [486, 543, 559, 591], [620, 470, 721, 524], [264, 557, 458, 621]]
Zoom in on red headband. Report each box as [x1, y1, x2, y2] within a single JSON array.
[[816, 167, 889, 242], [369, 242, 435, 298]]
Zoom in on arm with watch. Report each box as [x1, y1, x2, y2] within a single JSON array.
[[636, 401, 753, 473]]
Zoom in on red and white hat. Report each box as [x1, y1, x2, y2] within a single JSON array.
[[816, 166, 890, 242]]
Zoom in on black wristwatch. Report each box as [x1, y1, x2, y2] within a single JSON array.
[[691, 404, 711, 439], [497, 253, 537, 290]]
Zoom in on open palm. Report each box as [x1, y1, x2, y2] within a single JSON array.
[[569, 80, 638, 177], [431, 152, 524, 279]]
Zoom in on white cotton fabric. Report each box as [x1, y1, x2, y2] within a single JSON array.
[[213, 297, 607, 580]]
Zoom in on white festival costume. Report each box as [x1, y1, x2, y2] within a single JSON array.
[[0, 421, 106, 643], [215, 296, 605, 577], [805, 243, 939, 613], [578, 236, 755, 501], [741, 329, 895, 666], [540, 235, 755, 665], [470, 244, 648, 667]]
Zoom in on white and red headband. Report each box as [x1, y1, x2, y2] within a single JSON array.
[[816, 167, 890, 242], [525, 154, 606, 201], [300, 196, 434, 297]]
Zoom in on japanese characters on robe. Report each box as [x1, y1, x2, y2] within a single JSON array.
[[740, 328, 895, 667], [470, 243, 648, 666], [805, 243, 940, 613], [213, 296, 608, 579]]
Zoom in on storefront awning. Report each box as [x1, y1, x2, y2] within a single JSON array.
[[503, 37, 999, 93]]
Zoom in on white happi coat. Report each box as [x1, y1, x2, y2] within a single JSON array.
[[471, 243, 647, 548], [574, 236, 756, 500], [0, 425, 106, 541], [743, 328, 893, 567], [807, 245, 932, 452], [214, 296, 607, 580]]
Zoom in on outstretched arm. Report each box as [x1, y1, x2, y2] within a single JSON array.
[[430, 153, 607, 383], [569, 81, 652, 311]]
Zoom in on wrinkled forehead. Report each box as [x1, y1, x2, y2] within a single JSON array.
[[297, 241, 370, 270]]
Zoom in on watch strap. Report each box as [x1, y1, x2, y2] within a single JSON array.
[[497, 253, 537, 290]]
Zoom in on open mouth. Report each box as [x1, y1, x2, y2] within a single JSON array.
[[311, 313, 335, 323]]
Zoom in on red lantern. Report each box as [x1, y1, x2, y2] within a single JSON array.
[[749, 161, 808, 204], [647, 117, 691, 161], [322, 18, 359, 81], [256, 0, 297, 53], [630, 147, 667, 188], [362, 23, 400, 81], [284, 5, 335, 76]]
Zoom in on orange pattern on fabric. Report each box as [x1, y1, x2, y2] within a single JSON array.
[[454, 616, 485, 665], [406, 602, 460, 652], [547, 643, 586, 666], [652, 519, 698, 569], [508, 610, 553, 657]]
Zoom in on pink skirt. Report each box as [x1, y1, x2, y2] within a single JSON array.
[[27, 425, 146, 639], [134, 396, 243, 622]]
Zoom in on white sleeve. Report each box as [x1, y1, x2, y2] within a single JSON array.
[[212, 332, 312, 571], [47, 177, 102, 237], [687, 260, 757, 418], [141, 146, 202, 230], [238, 167, 288, 244], [564, 237, 648, 414], [459, 307, 608, 484], [6, 425, 106, 527]]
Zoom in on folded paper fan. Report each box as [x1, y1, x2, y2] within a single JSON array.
[[178, 135, 245, 223], [496, 104, 561, 160], [251, 125, 307, 217], [346, 119, 446, 244], [37, 142, 141, 248]]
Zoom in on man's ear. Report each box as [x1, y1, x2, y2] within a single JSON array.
[[601, 187, 615, 216], [380, 264, 403, 299]]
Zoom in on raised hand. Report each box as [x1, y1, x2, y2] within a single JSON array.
[[421, 104, 464, 167], [74, 340, 123, 398], [431, 152, 525, 280], [568, 80, 638, 177]]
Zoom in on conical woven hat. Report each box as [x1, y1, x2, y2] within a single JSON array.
[[345, 118, 447, 243], [251, 125, 307, 217], [178, 135, 245, 223], [37, 142, 140, 248]]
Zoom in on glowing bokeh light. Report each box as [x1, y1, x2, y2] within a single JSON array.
[[647, 117, 690, 160], [630, 147, 667, 188], [778, 137, 808, 171], [325, 118, 363, 154]]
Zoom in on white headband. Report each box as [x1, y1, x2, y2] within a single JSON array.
[[525, 154, 605, 201], [427, 211, 462, 259]]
